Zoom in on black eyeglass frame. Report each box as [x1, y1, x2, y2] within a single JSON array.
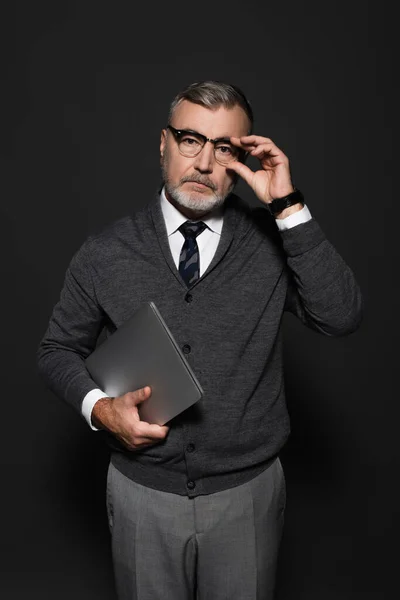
[[166, 125, 247, 164]]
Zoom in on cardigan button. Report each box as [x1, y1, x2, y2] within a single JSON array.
[[185, 293, 193, 303], [182, 344, 191, 354], [186, 443, 195, 453], [187, 480, 196, 490]]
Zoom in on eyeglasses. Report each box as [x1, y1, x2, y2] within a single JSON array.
[[167, 125, 243, 166]]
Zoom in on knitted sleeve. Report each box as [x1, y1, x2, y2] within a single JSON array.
[[281, 218, 363, 336], [36, 237, 106, 416]]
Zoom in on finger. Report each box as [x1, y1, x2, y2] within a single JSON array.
[[146, 423, 170, 437], [236, 135, 275, 146], [230, 136, 256, 151], [250, 144, 277, 155], [250, 144, 280, 159], [135, 421, 170, 439], [130, 386, 152, 405], [232, 136, 284, 157], [226, 160, 255, 187], [123, 438, 155, 451]]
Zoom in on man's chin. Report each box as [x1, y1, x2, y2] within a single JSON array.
[[168, 189, 224, 216], [180, 198, 223, 217]]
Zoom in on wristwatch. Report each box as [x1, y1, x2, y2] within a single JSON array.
[[267, 189, 304, 217]]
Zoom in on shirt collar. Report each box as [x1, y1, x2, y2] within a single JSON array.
[[160, 186, 224, 237]]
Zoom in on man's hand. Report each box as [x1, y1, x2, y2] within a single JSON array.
[[91, 386, 170, 450], [228, 135, 297, 207]]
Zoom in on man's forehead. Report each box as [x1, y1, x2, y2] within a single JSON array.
[[171, 100, 250, 136]]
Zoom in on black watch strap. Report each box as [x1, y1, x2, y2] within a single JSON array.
[[267, 189, 304, 217]]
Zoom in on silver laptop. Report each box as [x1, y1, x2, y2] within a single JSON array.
[[85, 301, 203, 425]]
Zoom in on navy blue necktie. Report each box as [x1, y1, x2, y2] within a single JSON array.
[[178, 220, 207, 287]]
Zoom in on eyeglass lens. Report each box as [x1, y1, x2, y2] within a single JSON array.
[[175, 130, 239, 165]]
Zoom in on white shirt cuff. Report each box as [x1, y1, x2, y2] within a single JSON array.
[[275, 204, 312, 231], [81, 388, 108, 431]]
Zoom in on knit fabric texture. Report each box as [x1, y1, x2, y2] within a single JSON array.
[[37, 192, 363, 497]]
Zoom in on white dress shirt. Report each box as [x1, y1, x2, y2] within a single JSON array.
[[82, 188, 312, 429]]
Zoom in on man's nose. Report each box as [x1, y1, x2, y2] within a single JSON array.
[[193, 142, 214, 173]]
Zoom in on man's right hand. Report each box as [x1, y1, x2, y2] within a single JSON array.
[[91, 386, 170, 450]]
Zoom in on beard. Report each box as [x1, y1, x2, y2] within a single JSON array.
[[161, 151, 237, 217]]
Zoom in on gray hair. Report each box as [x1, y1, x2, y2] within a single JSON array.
[[167, 80, 254, 133]]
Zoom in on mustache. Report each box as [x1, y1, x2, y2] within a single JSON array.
[[180, 174, 216, 191]]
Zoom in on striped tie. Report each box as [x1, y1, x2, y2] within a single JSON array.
[[178, 220, 207, 287]]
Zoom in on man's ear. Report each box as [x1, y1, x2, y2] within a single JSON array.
[[160, 129, 167, 157]]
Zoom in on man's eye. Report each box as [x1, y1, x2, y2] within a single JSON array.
[[181, 136, 201, 147], [216, 145, 234, 155]]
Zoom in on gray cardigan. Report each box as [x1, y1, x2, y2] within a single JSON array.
[[37, 193, 363, 497]]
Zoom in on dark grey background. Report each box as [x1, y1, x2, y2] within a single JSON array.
[[1, 0, 397, 598]]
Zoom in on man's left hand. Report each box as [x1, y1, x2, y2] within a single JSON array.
[[228, 135, 295, 205]]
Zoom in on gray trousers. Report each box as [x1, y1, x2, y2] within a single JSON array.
[[106, 458, 286, 600]]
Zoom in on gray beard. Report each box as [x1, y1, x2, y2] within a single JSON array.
[[161, 154, 236, 217]]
